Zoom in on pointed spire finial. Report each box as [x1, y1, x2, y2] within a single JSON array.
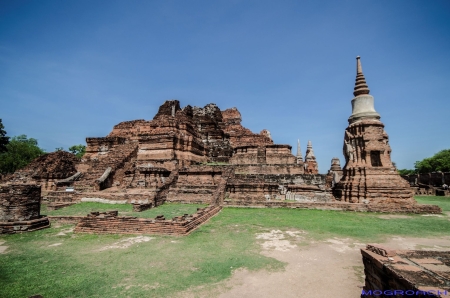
[[353, 56, 370, 97], [296, 139, 302, 157], [305, 140, 315, 160]]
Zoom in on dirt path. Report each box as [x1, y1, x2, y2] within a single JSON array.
[[218, 233, 450, 298]]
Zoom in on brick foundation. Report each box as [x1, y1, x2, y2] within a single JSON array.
[[0, 217, 50, 234], [74, 205, 222, 235], [223, 200, 441, 214], [47, 202, 76, 210], [361, 244, 450, 297], [0, 184, 50, 234], [47, 216, 85, 224]]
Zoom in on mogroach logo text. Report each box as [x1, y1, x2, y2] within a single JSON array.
[[362, 289, 448, 296]]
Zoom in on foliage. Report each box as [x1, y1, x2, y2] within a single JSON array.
[[398, 168, 416, 175], [0, 134, 45, 174], [68, 144, 86, 158], [414, 149, 450, 173], [0, 119, 9, 153]]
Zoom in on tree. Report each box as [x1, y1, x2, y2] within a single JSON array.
[[414, 149, 450, 173], [69, 144, 86, 159], [0, 135, 45, 174], [0, 119, 9, 153], [398, 168, 416, 175]]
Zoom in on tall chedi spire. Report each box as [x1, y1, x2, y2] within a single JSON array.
[[333, 56, 416, 206], [304, 140, 318, 174], [353, 56, 370, 96], [348, 56, 380, 123], [296, 139, 303, 165]]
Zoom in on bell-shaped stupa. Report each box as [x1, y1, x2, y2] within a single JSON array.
[[348, 56, 380, 123]]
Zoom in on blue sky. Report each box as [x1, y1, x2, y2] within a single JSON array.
[[1, 0, 449, 173]]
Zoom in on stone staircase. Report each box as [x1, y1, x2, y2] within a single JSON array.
[[74, 143, 138, 192]]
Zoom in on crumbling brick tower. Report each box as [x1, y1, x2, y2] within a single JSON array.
[[304, 140, 318, 174], [333, 57, 414, 204]]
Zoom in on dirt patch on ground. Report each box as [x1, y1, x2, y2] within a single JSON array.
[[421, 214, 444, 217], [97, 236, 153, 251], [255, 230, 304, 251], [217, 232, 450, 298], [0, 240, 7, 254], [377, 214, 412, 219], [382, 236, 450, 251], [56, 228, 74, 236]]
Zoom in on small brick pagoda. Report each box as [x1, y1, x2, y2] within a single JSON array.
[[304, 140, 319, 174], [333, 57, 415, 204]]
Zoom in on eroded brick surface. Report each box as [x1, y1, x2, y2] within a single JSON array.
[[361, 245, 450, 297], [0, 184, 50, 234], [74, 206, 222, 235]]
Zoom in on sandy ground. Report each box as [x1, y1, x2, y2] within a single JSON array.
[[217, 233, 450, 298], [0, 240, 7, 254]]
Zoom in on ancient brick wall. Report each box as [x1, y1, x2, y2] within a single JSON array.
[[166, 166, 223, 204], [4, 151, 79, 192], [47, 216, 84, 224], [74, 206, 222, 235], [361, 244, 449, 297], [221, 107, 273, 148], [153, 165, 180, 207], [0, 217, 50, 234], [233, 173, 328, 185], [402, 173, 450, 187], [230, 146, 259, 164], [0, 184, 50, 234], [225, 173, 331, 203], [191, 103, 233, 163], [233, 164, 304, 175], [211, 167, 234, 205], [73, 142, 139, 192], [223, 200, 441, 213], [230, 145, 296, 165], [129, 167, 170, 189], [334, 119, 415, 205], [0, 184, 41, 222]]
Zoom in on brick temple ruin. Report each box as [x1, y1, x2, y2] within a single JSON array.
[[401, 172, 450, 197], [37, 98, 334, 209], [0, 56, 442, 235], [361, 244, 450, 298], [0, 184, 50, 234], [333, 57, 418, 206]]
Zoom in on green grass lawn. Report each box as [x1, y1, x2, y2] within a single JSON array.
[[1, 197, 449, 297], [415, 195, 450, 211]]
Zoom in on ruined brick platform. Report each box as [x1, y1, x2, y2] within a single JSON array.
[[74, 205, 222, 235], [0, 184, 50, 234], [0, 151, 79, 193], [0, 217, 50, 234], [361, 244, 450, 297], [223, 200, 441, 213]]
